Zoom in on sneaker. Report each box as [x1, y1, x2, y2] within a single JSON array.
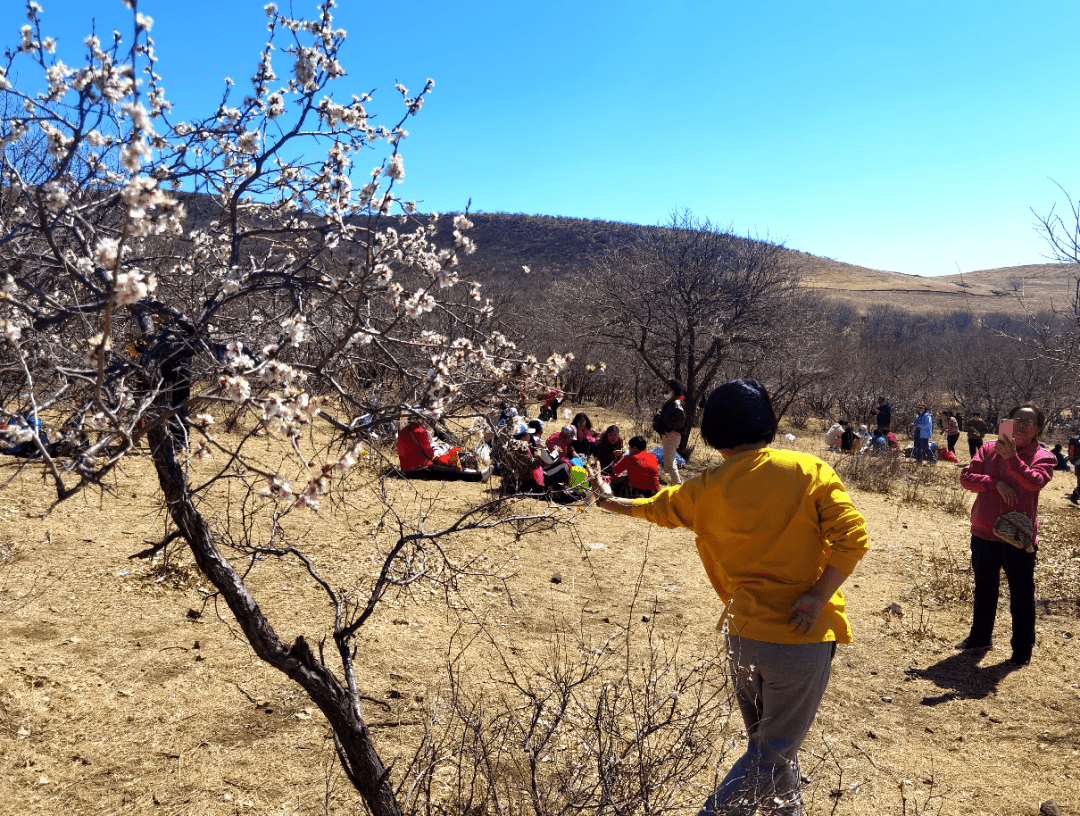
[[955, 638, 992, 653], [1068, 494, 1079, 505], [1005, 653, 1031, 667]]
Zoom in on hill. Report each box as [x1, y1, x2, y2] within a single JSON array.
[[436, 212, 1079, 316]]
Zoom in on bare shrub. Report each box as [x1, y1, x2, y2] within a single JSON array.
[[403, 614, 736, 816], [917, 535, 973, 607], [833, 453, 904, 495]]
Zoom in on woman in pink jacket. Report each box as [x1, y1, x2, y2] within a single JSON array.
[[958, 403, 1054, 667]]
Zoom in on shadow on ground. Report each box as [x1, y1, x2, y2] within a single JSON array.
[[906, 650, 1022, 705]]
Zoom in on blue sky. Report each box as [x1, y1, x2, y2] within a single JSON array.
[[5, 0, 1078, 276]]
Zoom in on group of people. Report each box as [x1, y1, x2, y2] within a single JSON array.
[[822, 398, 1039, 468], [392, 378, 1076, 814], [394, 379, 693, 500], [597, 384, 1068, 814]]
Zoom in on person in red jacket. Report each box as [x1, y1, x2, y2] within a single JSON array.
[[611, 436, 660, 498], [957, 402, 1054, 667], [396, 416, 491, 482]]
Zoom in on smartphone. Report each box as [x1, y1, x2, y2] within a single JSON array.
[[998, 419, 1015, 442]]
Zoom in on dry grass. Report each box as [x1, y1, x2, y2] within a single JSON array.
[[0, 405, 1077, 814]]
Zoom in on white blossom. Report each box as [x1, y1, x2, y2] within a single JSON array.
[[1, 320, 21, 343], [95, 238, 120, 267], [384, 153, 404, 181]]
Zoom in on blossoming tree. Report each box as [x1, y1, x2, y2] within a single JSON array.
[[0, 3, 568, 813]]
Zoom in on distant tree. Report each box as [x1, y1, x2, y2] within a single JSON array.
[[1031, 186, 1080, 369], [589, 211, 802, 454]]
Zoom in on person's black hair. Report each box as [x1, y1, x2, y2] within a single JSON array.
[[664, 379, 684, 398], [700, 379, 776, 451], [628, 435, 647, 451], [604, 424, 620, 436], [571, 412, 592, 431]]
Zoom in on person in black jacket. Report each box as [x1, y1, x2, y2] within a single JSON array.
[[870, 396, 891, 431], [654, 378, 687, 485]]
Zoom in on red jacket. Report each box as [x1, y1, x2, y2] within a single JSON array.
[[397, 424, 435, 471], [960, 439, 1054, 547], [546, 431, 575, 460], [613, 451, 660, 490]]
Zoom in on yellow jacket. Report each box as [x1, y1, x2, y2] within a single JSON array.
[[631, 448, 868, 644]]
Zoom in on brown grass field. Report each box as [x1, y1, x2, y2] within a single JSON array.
[[794, 255, 1079, 316], [0, 403, 1078, 815]]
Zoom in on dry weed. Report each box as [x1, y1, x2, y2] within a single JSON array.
[[834, 453, 905, 495], [916, 535, 974, 607], [402, 615, 737, 816]]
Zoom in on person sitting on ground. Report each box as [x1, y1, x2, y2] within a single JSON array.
[[595, 424, 625, 472], [885, 430, 900, 450], [824, 421, 844, 451], [1068, 435, 1080, 504], [546, 424, 579, 461], [498, 423, 546, 495], [868, 428, 888, 454], [396, 415, 492, 482], [610, 435, 660, 498], [571, 412, 598, 457], [857, 424, 873, 451], [537, 444, 572, 492], [1051, 444, 1070, 471], [839, 421, 857, 454], [526, 418, 544, 446]]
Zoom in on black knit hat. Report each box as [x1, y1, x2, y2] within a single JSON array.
[[700, 379, 776, 451]]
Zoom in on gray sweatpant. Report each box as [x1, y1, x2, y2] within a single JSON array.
[[699, 635, 835, 816]]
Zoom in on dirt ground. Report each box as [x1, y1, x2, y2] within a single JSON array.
[[0, 407, 1078, 816]]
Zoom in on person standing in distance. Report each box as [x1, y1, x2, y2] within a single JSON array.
[[957, 403, 1054, 666], [871, 396, 891, 431], [654, 378, 687, 485], [913, 402, 933, 463], [966, 412, 990, 460], [596, 380, 868, 815]]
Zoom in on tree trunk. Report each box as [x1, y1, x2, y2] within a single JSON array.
[[146, 424, 402, 816]]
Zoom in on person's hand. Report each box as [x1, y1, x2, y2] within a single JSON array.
[[994, 434, 1017, 460], [586, 460, 613, 501], [995, 480, 1017, 506], [788, 592, 826, 635]]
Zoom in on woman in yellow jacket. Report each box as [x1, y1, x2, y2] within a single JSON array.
[[596, 379, 868, 816]]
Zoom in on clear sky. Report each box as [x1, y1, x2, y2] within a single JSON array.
[[5, 0, 1079, 276]]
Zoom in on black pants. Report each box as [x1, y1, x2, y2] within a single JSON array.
[[968, 437, 983, 458], [967, 535, 1035, 661], [403, 464, 483, 482], [946, 433, 959, 453]]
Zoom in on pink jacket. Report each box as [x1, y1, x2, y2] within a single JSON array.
[[960, 440, 1055, 547]]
